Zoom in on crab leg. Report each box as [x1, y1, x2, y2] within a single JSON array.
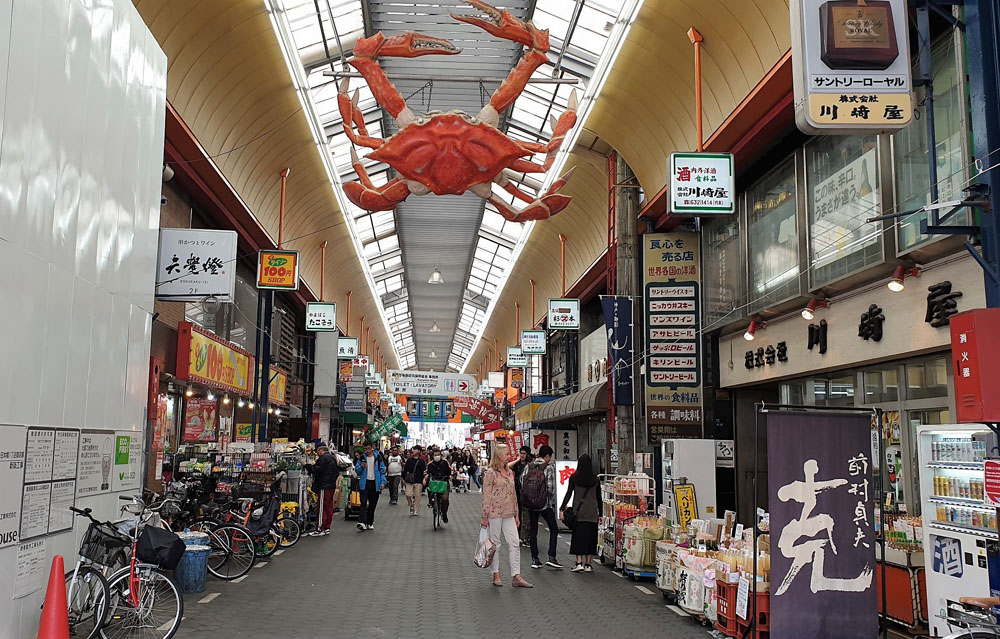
[[343, 148, 411, 211], [349, 31, 460, 126], [337, 80, 384, 150], [486, 166, 577, 223]]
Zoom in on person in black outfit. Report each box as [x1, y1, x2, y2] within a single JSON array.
[[509, 446, 532, 545], [560, 453, 603, 572], [306, 444, 338, 536], [402, 448, 426, 515], [424, 449, 453, 523]]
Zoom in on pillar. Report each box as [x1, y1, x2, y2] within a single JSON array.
[[614, 154, 640, 473]]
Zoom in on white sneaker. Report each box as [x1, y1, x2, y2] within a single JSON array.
[[357, 522, 365, 531], [321, 529, 331, 536], [308, 530, 323, 537], [368, 524, 375, 530], [571, 563, 585, 572], [584, 564, 594, 573]]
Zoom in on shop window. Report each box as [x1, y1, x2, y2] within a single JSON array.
[[748, 158, 800, 313], [894, 35, 969, 252], [906, 357, 949, 399], [702, 216, 742, 327], [827, 374, 855, 406], [780, 381, 806, 405], [863, 366, 899, 404], [806, 135, 883, 288], [813, 379, 827, 405], [229, 266, 259, 351]]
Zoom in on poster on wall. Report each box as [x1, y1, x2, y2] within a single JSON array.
[[0, 424, 26, 548], [643, 233, 703, 441], [14, 539, 47, 599], [24, 428, 54, 483], [76, 430, 115, 498], [184, 397, 218, 442], [111, 431, 142, 492], [767, 411, 876, 639], [235, 423, 253, 442], [20, 427, 79, 539]]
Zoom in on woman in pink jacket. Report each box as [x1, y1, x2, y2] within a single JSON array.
[[480, 443, 532, 588]]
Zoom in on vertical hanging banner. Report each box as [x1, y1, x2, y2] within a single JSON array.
[[601, 296, 634, 405], [767, 411, 877, 639], [643, 232, 702, 441]]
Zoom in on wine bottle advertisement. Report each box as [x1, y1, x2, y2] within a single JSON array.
[[810, 148, 879, 268]]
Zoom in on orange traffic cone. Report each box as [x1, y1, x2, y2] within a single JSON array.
[[38, 555, 69, 639]]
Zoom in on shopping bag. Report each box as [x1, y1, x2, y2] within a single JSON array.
[[473, 526, 497, 569]]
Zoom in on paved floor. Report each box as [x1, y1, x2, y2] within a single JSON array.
[[175, 489, 716, 639]]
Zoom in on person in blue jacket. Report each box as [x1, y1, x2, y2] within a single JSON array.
[[355, 440, 387, 531]]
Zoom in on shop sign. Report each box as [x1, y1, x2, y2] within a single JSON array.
[[338, 336, 359, 358], [858, 304, 884, 342], [305, 302, 337, 331], [367, 388, 379, 407], [547, 298, 581, 330], [668, 153, 735, 215], [255, 249, 300, 290], [155, 229, 238, 301], [520, 330, 546, 354], [715, 440, 735, 469], [339, 360, 353, 383], [672, 483, 698, 529], [644, 233, 702, 441], [510, 368, 524, 389], [930, 534, 963, 577], [488, 372, 505, 389], [387, 369, 477, 397], [177, 323, 252, 394], [506, 346, 528, 367], [602, 296, 634, 405], [270, 367, 288, 405], [985, 460, 1000, 507], [791, 0, 912, 134], [184, 397, 218, 442], [556, 429, 577, 460], [555, 461, 578, 520], [926, 281, 962, 327], [453, 396, 500, 423], [808, 320, 828, 354], [744, 342, 789, 370], [235, 423, 253, 442], [767, 411, 876, 639]]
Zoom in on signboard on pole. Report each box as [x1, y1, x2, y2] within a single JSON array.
[[602, 295, 634, 405], [506, 346, 528, 367], [256, 250, 300, 290], [669, 153, 735, 215], [643, 233, 703, 440], [547, 298, 581, 330], [510, 368, 524, 389], [767, 411, 876, 639], [305, 302, 337, 331], [488, 372, 505, 389], [155, 229, 238, 301], [387, 369, 478, 397], [337, 336, 359, 359], [521, 330, 546, 354], [790, 0, 912, 134]]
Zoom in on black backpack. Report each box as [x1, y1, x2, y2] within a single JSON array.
[[521, 463, 549, 510]]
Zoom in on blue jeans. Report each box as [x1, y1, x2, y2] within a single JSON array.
[[471, 468, 482, 489]]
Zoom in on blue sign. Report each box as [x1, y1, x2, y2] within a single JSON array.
[[601, 296, 634, 406], [931, 534, 964, 577]]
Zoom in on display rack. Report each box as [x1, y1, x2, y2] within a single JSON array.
[[597, 473, 657, 575]]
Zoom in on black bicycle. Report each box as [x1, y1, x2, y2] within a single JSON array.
[[426, 479, 448, 530]]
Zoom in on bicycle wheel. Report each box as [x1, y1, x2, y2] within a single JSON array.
[[102, 565, 183, 639], [432, 495, 441, 530], [64, 566, 108, 639], [258, 531, 280, 557], [276, 517, 301, 547], [205, 524, 256, 580]]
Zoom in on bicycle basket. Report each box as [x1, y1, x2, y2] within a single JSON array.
[[427, 480, 448, 494], [135, 525, 185, 570], [79, 523, 129, 566]]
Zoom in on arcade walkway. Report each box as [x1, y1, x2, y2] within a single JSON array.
[[175, 490, 714, 639]]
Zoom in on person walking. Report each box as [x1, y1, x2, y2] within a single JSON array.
[[355, 441, 386, 531], [509, 446, 532, 545], [425, 448, 453, 523], [402, 448, 426, 515], [386, 446, 404, 505], [481, 443, 532, 588], [306, 443, 337, 536], [522, 445, 563, 570], [559, 454, 602, 572], [463, 449, 481, 492]]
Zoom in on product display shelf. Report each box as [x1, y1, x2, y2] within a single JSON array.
[[597, 473, 656, 572], [927, 495, 992, 508], [927, 520, 999, 539]]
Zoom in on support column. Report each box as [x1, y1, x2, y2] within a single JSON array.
[[615, 154, 639, 473]]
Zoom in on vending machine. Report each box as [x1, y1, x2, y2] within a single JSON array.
[[917, 423, 997, 635], [659, 439, 718, 521]]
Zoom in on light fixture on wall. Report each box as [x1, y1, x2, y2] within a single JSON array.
[[268, 407, 274, 414], [185, 386, 194, 397], [888, 265, 920, 292], [207, 391, 216, 402], [429, 319, 441, 333], [744, 319, 763, 341], [248, 401, 255, 409], [801, 298, 828, 321], [222, 394, 231, 405], [274, 408, 281, 416], [428, 266, 445, 285], [237, 398, 245, 408]]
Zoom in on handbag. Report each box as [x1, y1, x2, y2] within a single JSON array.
[[404, 470, 419, 484], [562, 485, 592, 530], [473, 526, 498, 569]]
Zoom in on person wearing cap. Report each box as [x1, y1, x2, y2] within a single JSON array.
[[308, 443, 338, 536]]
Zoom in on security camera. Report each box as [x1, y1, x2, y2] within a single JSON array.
[[160, 196, 168, 206]]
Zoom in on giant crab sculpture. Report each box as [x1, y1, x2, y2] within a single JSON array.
[[337, 0, 578, 222]]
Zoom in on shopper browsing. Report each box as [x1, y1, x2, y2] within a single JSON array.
[[306, 443, 337, 536], [522, 445, 563, 569], [355, 441, 386, 531], [481, 443, 532, 588], [559, 453, 602, 572], [386, 446, 404, 505]]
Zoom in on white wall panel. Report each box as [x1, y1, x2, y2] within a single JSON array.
[[38, 263, 74, 427], [125, 304, 152, 430], [0, 0, 13, 157], [8, 243, 46, 426], [63, 276, 94, 424], [0, 238, 14, 422], [85, 286, 113, 429], [106, 294, 132, 430]]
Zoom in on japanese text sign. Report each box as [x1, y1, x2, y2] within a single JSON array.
[[767, 411, 876, 639], [155, 229, 237, 301], [256, 250, 300, 290], [602, 296, 634, 406], [672, 484, 698, 529], [669, 153, 735, 214], [337, 336, 359, 359], [547, 298, 581, 330], [791, 0, 912, 134], [305, 302, 337, 331], [520, 330, 546, 354], [506, 346, 528, 367], [177, 322, 252, 394], [643, 233, 703, 441]]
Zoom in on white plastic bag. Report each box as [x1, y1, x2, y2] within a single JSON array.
[[473, 526, 497, 569]]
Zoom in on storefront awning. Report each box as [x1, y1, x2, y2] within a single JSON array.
[[533, 384, 608, 424]]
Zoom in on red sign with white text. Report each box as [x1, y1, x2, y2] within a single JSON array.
[[452, 396, 500, 423], [985, 460, 1000, 507]]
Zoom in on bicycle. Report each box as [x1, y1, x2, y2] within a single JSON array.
[[100, 495, 184, 639], [927, 601, 1000, 638], [426, 479, 449, 531], [62, 507, 132, 639]]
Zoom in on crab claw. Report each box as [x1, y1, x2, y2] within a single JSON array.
[[451, 0, 548, 51], [367, 32, 461, 58]]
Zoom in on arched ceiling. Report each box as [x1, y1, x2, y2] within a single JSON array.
[[465, 0, 791, 375], [134, 0, 398, 366]]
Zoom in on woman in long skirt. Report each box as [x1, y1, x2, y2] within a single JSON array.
[[559, 453, 603, 572]]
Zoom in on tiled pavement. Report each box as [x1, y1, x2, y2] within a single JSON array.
[[175, 490, 716, 639]]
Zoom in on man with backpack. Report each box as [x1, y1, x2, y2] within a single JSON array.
[[521, 445, 563, 570]]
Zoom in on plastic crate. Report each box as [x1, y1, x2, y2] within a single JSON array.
[[736, 590, 770, 639], [715, 581, 739, 637]]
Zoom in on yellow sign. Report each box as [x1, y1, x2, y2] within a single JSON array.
[[182, 323, 252, 394], [235, 423, 253, 442], [672, 483, 699, 529], [256, 250, 300, 290], [807, 93, 912, 128], [268, 366, 288, 405]]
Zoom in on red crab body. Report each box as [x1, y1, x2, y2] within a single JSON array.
[[369, 114, 529, 196]]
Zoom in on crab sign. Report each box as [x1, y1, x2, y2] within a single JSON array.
[[337, 0, 578, 223]]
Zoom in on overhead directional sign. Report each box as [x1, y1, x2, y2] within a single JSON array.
[[386, 369, 478, 397]]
